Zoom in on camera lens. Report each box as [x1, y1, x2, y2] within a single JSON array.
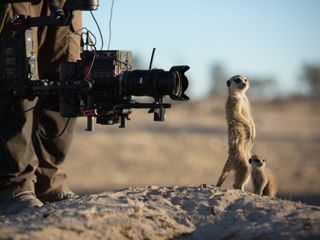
[[121, 66, 189, 100]]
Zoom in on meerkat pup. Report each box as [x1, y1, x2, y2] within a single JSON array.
[[249, 154, 277, 197], [216, 75, 255, 190]]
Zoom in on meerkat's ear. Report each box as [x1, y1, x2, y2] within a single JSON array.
[[227, 80, 231, 87], [262, 159, 266, 163], [249, 158, 252, 164]]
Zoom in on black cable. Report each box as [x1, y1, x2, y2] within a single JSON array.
[[9, 97, 70, 139], [38, 117, 71, 140], [11, 105, 37, 114], [11, 99, 70, 140], [90, 11, 104, 50], [35, 100, 69, 140], [83, 28, 98, 51], [60, 28, 98, 85], [58, 30, 98, 115], [114, 58, 132, 70], [61, 27, 97, 56], [22, 106, 36, 113], [84, 45, 97, 81], [107, 0, 115, 50], [10, 98, 37, 114]]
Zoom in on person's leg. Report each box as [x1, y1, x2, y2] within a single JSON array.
[[33, 6, 82, 202], [33, 96, 77, 202], [0, 2, 43, 214]]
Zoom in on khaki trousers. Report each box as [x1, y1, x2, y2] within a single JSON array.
[[0, 1, 81, 202]]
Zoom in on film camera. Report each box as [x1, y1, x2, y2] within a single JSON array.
[[1, 0, 189, 130]]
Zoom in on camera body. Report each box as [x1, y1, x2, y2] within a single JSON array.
[[60, 50, 134, 125]]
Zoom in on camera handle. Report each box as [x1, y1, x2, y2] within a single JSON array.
[[153, 98, 166, 121], [85, 96, 95, 131], [146, 47, 166, 122]]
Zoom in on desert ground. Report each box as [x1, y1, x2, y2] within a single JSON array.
[[1, 97, 320, 239], [66, 97, 320, 205], [1, 185, 320, 239]]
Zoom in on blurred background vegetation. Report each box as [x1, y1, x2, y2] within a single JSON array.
[[208, 62, 320, 100]]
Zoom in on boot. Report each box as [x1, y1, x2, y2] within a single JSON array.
[[0, 191, 43, 215]]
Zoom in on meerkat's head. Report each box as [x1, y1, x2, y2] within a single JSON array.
[[249, 154, 266, 168], [226, 75, 249, 94]]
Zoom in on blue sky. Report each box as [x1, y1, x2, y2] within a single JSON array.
[[83, 0, 320, 99]]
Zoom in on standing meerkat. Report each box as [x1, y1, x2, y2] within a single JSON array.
[[249, 154, 277, 197], [216, 75, 255, 190]]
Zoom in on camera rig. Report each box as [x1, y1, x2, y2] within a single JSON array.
[[1, 0, 190, 130]]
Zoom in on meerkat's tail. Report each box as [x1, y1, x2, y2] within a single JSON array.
[[216, 161, 232, 187]]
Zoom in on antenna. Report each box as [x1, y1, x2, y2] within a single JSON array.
[[149, 47, 156, 70]]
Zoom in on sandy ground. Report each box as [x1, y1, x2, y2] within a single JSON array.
[[65, 97, 320, 205], [0, 98, 320, 239], [0, 185, 319, 240]]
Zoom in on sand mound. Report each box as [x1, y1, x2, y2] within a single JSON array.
[[1, 185, 319, 239]]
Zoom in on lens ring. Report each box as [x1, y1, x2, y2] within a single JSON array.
[[172, 71, 182, 96]]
